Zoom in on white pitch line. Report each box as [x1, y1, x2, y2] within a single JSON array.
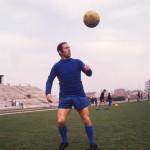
[[0, 108, 57, 116]]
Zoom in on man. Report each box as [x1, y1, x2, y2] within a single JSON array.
[[107, 92, 112, 107], [137, 91, 140, 102], [100, 89, 106, 104], [46, 42, 98, 150]]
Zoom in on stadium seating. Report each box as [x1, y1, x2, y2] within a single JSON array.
[[0, 84, 58, 109]]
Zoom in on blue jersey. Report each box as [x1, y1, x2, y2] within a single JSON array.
[[45, 58, 92, 98]]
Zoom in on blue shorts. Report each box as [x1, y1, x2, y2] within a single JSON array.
[[59, 95, 90, 110]]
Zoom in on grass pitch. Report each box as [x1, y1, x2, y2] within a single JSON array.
[[0, 101, 150, 150]]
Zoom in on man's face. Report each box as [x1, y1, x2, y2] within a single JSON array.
[[61, 43, 71, 58]]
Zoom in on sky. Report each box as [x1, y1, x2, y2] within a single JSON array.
[[0, 0, 150, 95]]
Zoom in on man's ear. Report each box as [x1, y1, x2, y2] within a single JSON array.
[[58, 50, 63, 56]]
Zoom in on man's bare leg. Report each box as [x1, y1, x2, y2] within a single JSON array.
[[57, 108, 71, 149]]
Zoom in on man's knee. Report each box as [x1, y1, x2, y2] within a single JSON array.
[[82, 116, 92, 125], [57, 118, 66, 126]]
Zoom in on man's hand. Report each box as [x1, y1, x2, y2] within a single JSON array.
[[46, 94, 54, 103], [83, 65, 91, 71]]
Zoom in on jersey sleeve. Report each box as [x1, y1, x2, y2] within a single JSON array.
[[78, 59, 92, 76], [78, 59, 85, 70], [45, 65, 57, 96]]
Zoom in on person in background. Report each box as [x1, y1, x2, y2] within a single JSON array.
[[107, 92, 112, 107], [100, 89, 106, 105]]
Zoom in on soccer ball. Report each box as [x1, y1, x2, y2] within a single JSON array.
[[114, 103, 119, 107], [83, 10, 100, 28]]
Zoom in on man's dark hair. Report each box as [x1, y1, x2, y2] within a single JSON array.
[[57, 42, 67, 52]]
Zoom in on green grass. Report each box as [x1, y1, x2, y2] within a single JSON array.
[[0, 101, 150, 150]]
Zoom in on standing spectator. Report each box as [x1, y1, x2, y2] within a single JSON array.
[[21, 102, 24, 109], [140, 93, 143, 100], [100, 89, 106, 104], [148, 93, 150, 101], [93, 97, 98, 107], [107, 93, 112, 107], [91, 97, 98, 107], [89, 96, 94, 105], [127, 95, 130, 102], [137, 91, 140, 102]]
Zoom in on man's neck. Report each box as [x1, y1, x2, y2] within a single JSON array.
[[61, 57, 71, 60]]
